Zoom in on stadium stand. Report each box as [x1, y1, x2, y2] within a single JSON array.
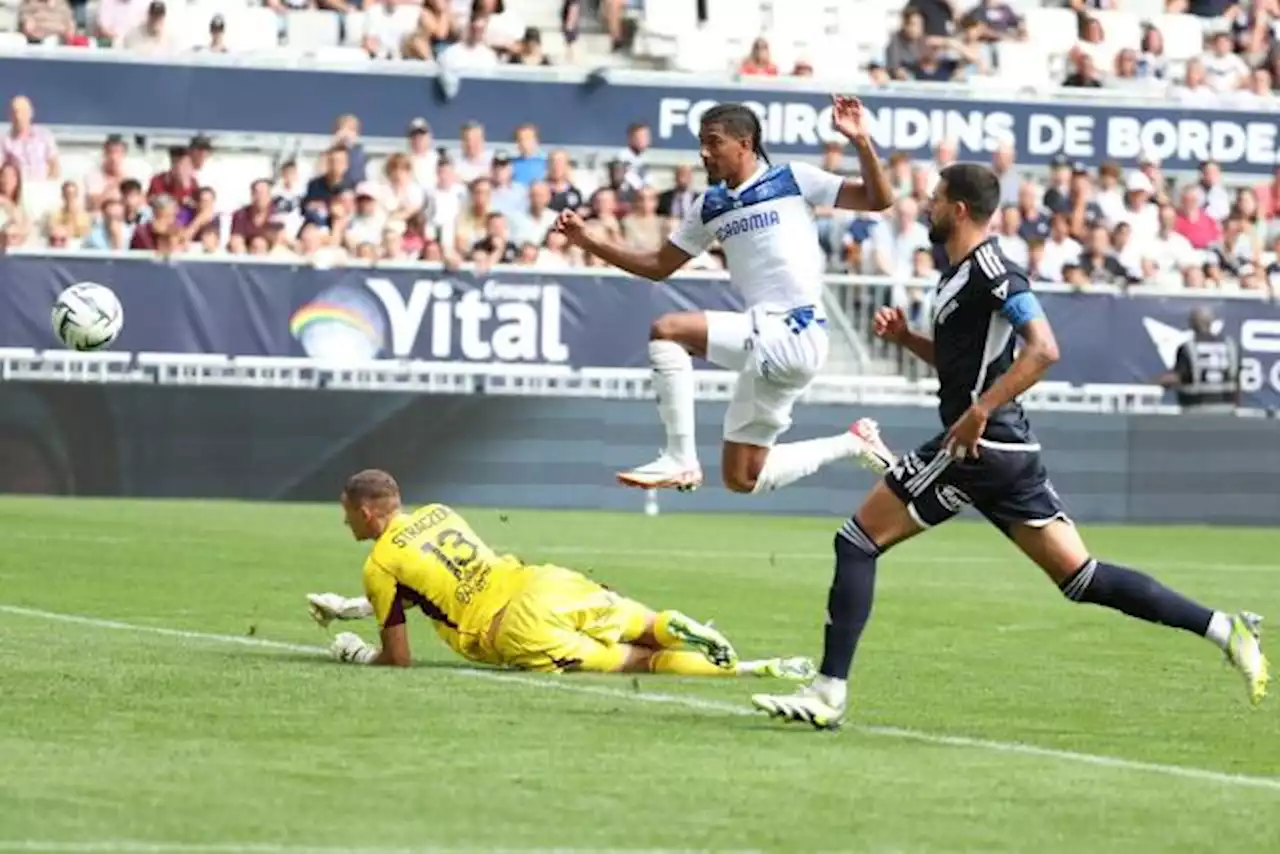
[[0, 0, 1276, 293]]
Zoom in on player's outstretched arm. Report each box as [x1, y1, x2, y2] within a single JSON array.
[[554, 209, 692, 281], [830, 95, 894, 213], [873, 306, 935, 366]]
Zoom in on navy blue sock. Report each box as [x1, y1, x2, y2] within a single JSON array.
[[818, 518, 880, 680], [1060, 559, 1213, 636]]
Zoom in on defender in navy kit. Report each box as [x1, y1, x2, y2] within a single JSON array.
[[753, 163, 1269, 730]]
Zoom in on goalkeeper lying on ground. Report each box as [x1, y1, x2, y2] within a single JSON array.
[[308, 468, 814, 679]]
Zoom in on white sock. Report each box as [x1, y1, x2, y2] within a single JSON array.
[[751, 432, 861, 493], [1205, 611, 1232, 650], [811, 674, 847, 709], [649, 340, 697, 466]]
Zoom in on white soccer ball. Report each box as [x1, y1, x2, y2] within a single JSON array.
[[51, 282, 125, 351]]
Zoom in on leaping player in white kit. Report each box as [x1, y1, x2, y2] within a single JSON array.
[[555, 97, 896, 495]]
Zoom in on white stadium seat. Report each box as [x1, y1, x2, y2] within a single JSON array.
[[284, 10, 342, 51], [705, 0, 765, 44], [1024, 7, 1080, 57], [637, 0, 700, 59], [1158, 13, 1207, 62], [309, 46, 373, 65], [1093, 9, 1143, 55], [342, 11, 367, 47], [226, 7, 282, 53]]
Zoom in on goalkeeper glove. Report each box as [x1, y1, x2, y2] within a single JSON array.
[[331, 631, 377, 665], [307, 593, 374, 628]]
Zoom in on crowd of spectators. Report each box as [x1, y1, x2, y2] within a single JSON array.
[[0, 87, 1277, 294]]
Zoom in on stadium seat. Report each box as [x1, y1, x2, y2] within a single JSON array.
[[705, 0, 765, 45], [1158, 13, 1206, 62], [1093, 9, 1142, 55], [226, 7, 282, 53], [1024, 7, 1080, 57], [285, 11, 342, 52], [995, 41, 1052, 87], [834, 0, 893, 60], [309, 45, 372, 64], [0, 30, 23, 49], [637, 0, 700, 59], [342, 11, 367, 47]]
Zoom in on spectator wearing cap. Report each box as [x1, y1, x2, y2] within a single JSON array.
[[1173, 59, 1216, 105], [453, 177, 494, 255], [1, 96, 59, 182], [130, 193, 180, 251], [332, 114, 367, 184], [966, 0, 1025, 42], [405, 120, 439, 192], [544, 150, 583, 213], [84, 198, 132, 251], [1198, 161, 1232, 222], [344, 183, 387, 250], [1041, 212, 1083, 283], [440, 14, 500, 69], [83, 134, 134, 210], [1015, 181, 1050, 242], [304, 146, 355, 208], [378, 153, 427, 221], [123, 1, 177, 54], [363, 0, 406, 59], [19, 0, 74, 44], [991, 143, 1019, 208], [509, 26, 551, 65], [1202, 28, 1249, 93], [658, 164, 696, 219], [1175, 186, 1222, 250], [194, 14, 228, 53], [229, 179, 277, 252], [614, 122, 651, 193], [511, 180, 557, 247], [454, 121, 493, 184], [509, 124, 547, 187], [147, 146, 198, 212], [489, 154, 529, 220], [1115, 171, 1159, 246]]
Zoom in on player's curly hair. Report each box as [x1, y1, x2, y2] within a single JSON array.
[[700, 103, 771, 165], [343, 469, 401, 504]]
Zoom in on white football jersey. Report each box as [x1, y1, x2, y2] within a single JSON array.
[[668, 162, 844, 313]]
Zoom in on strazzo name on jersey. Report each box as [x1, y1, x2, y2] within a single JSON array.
[[713, 209, 780, 243]]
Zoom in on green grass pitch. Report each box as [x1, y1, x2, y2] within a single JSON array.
[[1, 496, 1277, 854]]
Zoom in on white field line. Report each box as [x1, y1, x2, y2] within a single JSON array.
[[3, 605, 1279, 794], [0, 844, 733, 854], [4, 532, 1276, 574]]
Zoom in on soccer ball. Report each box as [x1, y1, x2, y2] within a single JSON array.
[[51, 282, 124, 351]]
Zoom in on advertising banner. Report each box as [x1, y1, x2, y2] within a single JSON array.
[[1, 56, 1277, 173]]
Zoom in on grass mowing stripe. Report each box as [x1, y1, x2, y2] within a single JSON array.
[[0, 844, 730, 854], [4, 603, 1278, 793]]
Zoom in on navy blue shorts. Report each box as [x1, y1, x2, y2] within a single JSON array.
[[884, 433, 1069, 535]]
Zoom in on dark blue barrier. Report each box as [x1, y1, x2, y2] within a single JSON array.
[[0, 257, 742, 367], [3, 256, 1278, 405], [2, 56, 1278, 173]]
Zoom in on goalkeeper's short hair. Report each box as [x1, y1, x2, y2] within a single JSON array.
[[343, 469, 400, 504]]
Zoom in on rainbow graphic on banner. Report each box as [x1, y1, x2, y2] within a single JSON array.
[[288, 286, 387, 361]]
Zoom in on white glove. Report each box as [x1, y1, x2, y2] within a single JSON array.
[[307, 593, 374, 628], [331, 631, 377, 665]]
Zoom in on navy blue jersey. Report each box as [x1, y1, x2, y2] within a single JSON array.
[[930, 238, 1040, 445]]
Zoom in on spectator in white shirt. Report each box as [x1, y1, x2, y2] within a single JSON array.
[[1198, 160, 1233, 222], [345, 184, 387, 249], [362, 0, 407, 58], [1173, 58, 1218, 104], [453, 120, 493, 184], [429, 156, 466, 246], [1235, 67, 1276, 108], [1041, 212, 1082, 282], [1095, 161, 1126, 225], [95, 0, 146, 44], [122, 1, 177, 55], [614, 122, 651, 192], [406, 118, 439, 192], [1143, 203, 1198, 287], [1110, 222, 1145, 281], [1116, 171, 1160, 246], [995, 205, 1029, 268], [439, 15, 500, 70], [865, 197, 931, 278], [511, 180, 557, 247], [1201, 30, 1249, 93]]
